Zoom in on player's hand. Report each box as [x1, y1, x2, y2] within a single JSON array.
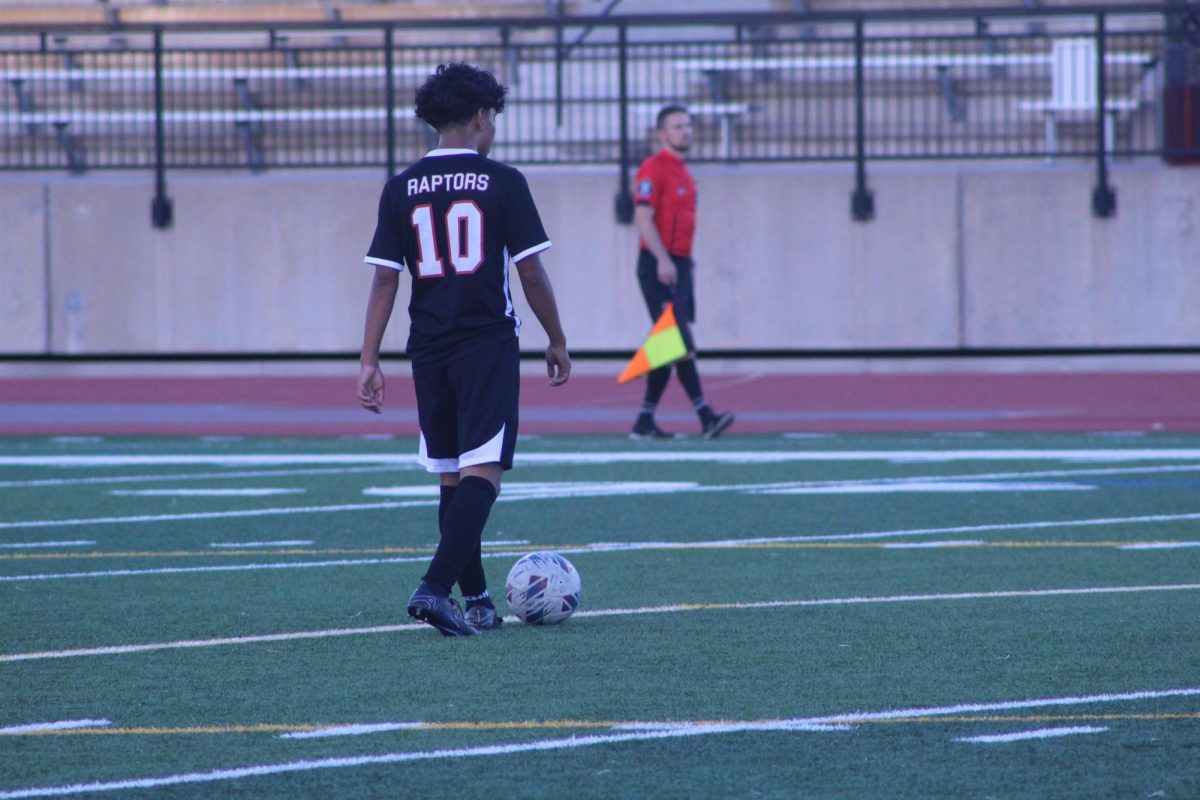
[[357, 363, 385, 413], [657, 259, 677, 286], [546, 344, 571, 387]]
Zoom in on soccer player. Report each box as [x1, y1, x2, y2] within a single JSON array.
[[357, 63, 571, 636], [629, 104, 734, 440]]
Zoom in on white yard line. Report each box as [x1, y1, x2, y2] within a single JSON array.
[[0, 466, 407, 490], [3, 449, 1200, 468], [108, 489, 306, 497], [705, 463, 1200, 494], [5, 460, 1190, 492], [4, 510, 1200, 582], [5, 466, 1200, 532], [0, 500, 433, 530], [0, 542, 94, 550], [3, 583, 1198, 663], [819, 687, 1200, 724], [0, 624, 421, 662], [364, 481, 698, 498], [751, 481, 1092, 494], [0, 720, 111, 735], [0, 554, 436, 584], [955, 726, 1108, 744], [1118, 542, 1200, 550], [0, 689, 1195, 798]]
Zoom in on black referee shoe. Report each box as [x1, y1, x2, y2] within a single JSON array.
[[630, 418, 684, 441], [702, 411, 735, 440], [407, 584, 480, 637]]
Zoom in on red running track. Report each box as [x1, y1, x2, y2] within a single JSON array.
[[0, 371, 1197, 435]]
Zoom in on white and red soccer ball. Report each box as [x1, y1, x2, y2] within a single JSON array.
[[504, 551, 581, 625]]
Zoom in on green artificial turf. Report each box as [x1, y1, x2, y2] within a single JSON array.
[[1, 433, 1199, 798]]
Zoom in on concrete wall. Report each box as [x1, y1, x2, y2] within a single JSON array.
[[1, 160, 1197, 356], [0, 181, 48, 354]]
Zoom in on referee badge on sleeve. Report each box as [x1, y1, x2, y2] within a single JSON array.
[[637, 179, 653, 196]]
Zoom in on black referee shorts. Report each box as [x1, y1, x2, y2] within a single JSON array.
[[413, 337, 520, 473], [636, 249, 696, 352]]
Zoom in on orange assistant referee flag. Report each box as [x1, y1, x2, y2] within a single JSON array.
[[618, 302, 688, 384]]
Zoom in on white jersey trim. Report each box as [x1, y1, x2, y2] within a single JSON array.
[[424, 148, 479, 158], [364, 256, 404, 271], [510, 239, 552, 265]]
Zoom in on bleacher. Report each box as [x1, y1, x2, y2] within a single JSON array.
[[0, 1, 1177, 171], [0, 0, 553, 27]]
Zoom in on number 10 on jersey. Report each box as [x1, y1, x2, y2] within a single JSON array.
[[411, 201, 484, 278]]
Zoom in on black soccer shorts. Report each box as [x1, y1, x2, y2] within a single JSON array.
[[636, 249, 696, 352], [413, 337, 520, 473]]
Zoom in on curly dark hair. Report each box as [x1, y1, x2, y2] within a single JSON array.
[[414, 63, 508, 131]]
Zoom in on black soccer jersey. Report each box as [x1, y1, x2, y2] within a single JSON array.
[[364, 148, 551, 369]]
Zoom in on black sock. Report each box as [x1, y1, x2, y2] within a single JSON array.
[[423, 476, 497, 595], [463, 589, 494, 610], [675, 359, 715, 423], [638, 366, 671, 424], [457, 540, 487, 599], [437, 484, 457, 530], [441, 484, 487, 598]]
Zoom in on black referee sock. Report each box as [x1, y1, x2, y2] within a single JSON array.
[[676, 359, 716, 424], [423, 476, 498, 596], [639, 365, 671, 419]]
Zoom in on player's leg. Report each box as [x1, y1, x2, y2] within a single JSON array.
[[455, 463, 504, 630], [408, 366, 478, 636], [435, 472, 489, 616], [425, 338, 519, 631], [631, 249, 682, 440], [671, 257, 734, 439]]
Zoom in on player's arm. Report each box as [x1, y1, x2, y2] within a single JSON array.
[[357, 266, 400, 413], [515, 254, 571, 386], [633, 204, 676, 286]]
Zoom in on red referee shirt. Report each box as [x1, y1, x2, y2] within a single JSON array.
[[633, 149, 696, 258]]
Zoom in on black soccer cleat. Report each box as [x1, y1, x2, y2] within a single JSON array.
[[702, 411, 735, 440], [407, 584, 480, 637], [629, 419, 684, 441], [465, 603, 503, 631]]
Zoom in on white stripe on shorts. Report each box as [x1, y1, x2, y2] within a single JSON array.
[[417, 426, 506, 473], [458, 425, 506, 469], [418, 433, 460, 474]]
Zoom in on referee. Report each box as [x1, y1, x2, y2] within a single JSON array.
[[629, 104, 734, 441]]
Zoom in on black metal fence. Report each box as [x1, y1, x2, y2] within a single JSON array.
[[2, 4, 1198, 221]]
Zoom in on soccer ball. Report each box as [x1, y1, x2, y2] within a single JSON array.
[[504, 551, 582, 625]]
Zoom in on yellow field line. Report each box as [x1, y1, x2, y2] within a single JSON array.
[[1, 541, 1194, 561], [8, 712, 1199, 737]]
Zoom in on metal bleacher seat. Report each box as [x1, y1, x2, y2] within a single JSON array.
[[0, 0, 548, 27], [1017, 37, 1152, 157]]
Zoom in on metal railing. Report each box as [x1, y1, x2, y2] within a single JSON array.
[[2, 4, 1198, 224]]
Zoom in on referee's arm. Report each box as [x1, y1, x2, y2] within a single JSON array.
[[633, 205, 676, 286]]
